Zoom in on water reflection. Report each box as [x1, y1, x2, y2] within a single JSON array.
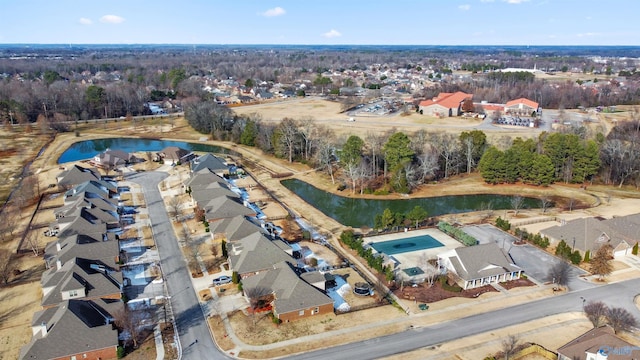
[[281, 178, 539, 227], [58, 138, 234, 163]]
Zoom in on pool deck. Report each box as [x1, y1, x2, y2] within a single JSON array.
[[364, 228, 462, 268]]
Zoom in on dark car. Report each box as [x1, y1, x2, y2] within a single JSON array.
[[212, 275, 232, 286]]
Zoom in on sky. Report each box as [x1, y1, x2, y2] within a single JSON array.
[[1, 0, 639, 46]]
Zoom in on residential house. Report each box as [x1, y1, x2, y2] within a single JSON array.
[[505, 97, 539, 116], [540, 214, 640, 258], [227, 233, 296, 277], [53, 209, 108, 239], [200, 196, 255, 223], [557, 325, 638, 360], [56, 165, 101, 189], [40, 257, 123, 308], [44, 233, 120, 271], [186, 168, 228, 190], [438, 243, 522, 289], [157, 146, 195, 165], [208, 215, 267, 242], [241, 261, 334, 322], [54, 204, 121, 234], [92, 149, 138, 169], [190, 153, 229, 176], [19, 299, 121, 360], [64, 180, 118, 200], [418, 91, 473, 117]]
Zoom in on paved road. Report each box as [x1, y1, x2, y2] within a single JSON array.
[[128, 171, 229, 360], [288, 278, 640, 360]]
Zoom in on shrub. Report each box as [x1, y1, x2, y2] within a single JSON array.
[[231, 271, 240, 284], [117, 346, 125, 359], [495, 217, 511, 231], [337, 184, 347, 191], [437, 221, 477, 246], [439, 276, 462, 292], [373, 189, 390, 195], [584, 250, 591, 262], [302, 230, 311, 240], [633, 242, 639, 256]]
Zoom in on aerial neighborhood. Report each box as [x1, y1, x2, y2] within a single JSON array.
[[3, 41, 640, 360]]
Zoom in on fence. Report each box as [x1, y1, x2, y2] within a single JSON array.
[[513, 343, 557, 360], [510, 216, 558, 228]]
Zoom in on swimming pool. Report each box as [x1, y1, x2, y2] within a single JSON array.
[[370, 234, 444, 255]]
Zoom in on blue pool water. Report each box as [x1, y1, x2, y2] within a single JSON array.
[[370, 235, 444, 255]]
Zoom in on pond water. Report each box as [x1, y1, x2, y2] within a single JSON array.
[[281, 178, 540, 228], [58, 138, 234, 163]]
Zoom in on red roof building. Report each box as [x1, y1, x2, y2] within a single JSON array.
[[418, 91, 473, 117], [505, 98, 539, 115]]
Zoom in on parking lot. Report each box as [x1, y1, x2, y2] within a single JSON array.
[[493, 116, 536, 127]]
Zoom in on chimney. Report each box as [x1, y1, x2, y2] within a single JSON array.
[[41, 322, 47, 336], [56, 260, 62, 271], [56, 242, 61, 252]]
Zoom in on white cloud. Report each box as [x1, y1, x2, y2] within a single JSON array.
[[458, 4, 471, 10], [322, 29, 342, 38], [504, 0, 529, 3], [480, 0, 495, 2], [260, 7, 286, 17], [577, 32, 599, 37], [99, 15, 125, 24], [79, 18, 92, 25]]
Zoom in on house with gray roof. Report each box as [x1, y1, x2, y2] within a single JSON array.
[[557, 325, 638, 360], [192, 186, 239, 207], [186, 168, 228, 189], [201, 196, 255, 222], [56, 165, 101, 189], [44, 233, 120, 270], [92, 149, 138, 169], [438, 243, 522, 289], [40, 257, 123, 308], [540, 214, 639, 257], [65, 179, 118, 198], [241, 261, 334, 322], [191, 153, 228, 176], [157, 146, 195, 165], [19, 299, 120, 360], [54, 209, 108, 239], [227, 233, 296, 276], [209, 215, 266, 242]]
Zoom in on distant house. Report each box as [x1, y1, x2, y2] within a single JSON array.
[[56, 165, 101, 189], [540, 214, 640, 257], [157, 146, 195, 165], [505, 97, 539, 116], [241, 261, 334, 322], [92, 149, 138, 169], [198, 196, 255, 223], [557, 325, 638, 360], [437, 243, 522, 289], [44, 233, 120, 271], [418, 91, 473, 117], [19, 299, 120, 360]]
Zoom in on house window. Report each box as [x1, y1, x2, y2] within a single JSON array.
[[299, 310, 304, 316], [71, 356, 77, 360], [69, 290, 78, 297], [314, 307, 319, 314]]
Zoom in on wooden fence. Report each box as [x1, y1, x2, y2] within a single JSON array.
[[513, 343, 557, 360]]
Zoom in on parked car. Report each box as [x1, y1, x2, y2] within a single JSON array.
[[212, 275, 232, 286]]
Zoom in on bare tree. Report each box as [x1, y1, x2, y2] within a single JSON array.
[[210, 242, 219, 258], [547, 260, 571, 288], [540, 195, 552, 214], [25, 232, 41, 256], [501, 334, 520, 360], [244, 285, 273, 325], [584, 301, 608, 328], [167, 196, 183, 221], [417, 252, 438, 287], [277, 117, 300, 163], [0, 250, 16, 285], [314, 134, 336, 184], [416, 148, 439, 183], [113, 305, 154, 348], [511, 195, 524, 217], [606, 307, 638, 334], [590, 245, 613, 281]]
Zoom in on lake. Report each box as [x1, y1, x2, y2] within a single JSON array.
[[281, 178, 540, 227], [58, 138, 234, 163]]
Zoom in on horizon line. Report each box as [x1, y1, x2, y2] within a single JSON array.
[[1, 43, 639, 47]]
